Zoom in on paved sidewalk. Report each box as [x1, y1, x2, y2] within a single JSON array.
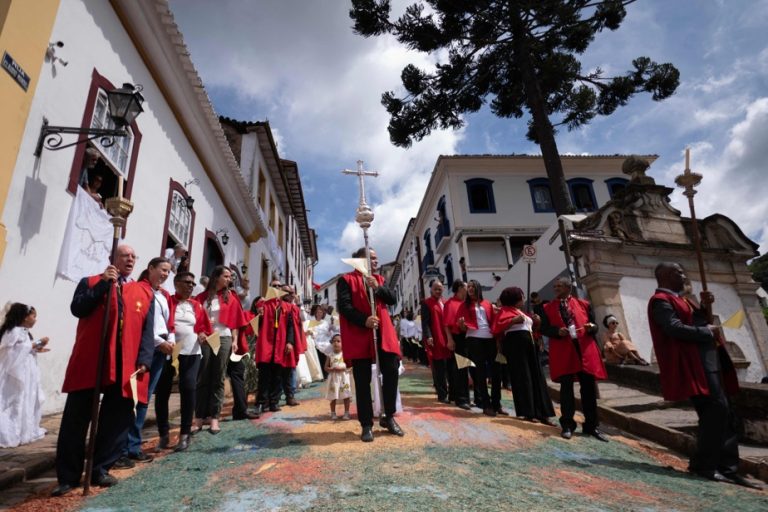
[[0, 392, 182, 501]]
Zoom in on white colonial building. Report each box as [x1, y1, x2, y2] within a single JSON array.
[[0, 0, 315, 412], [392, 154, 656, 306]]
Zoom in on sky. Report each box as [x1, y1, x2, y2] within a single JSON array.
[[170, 0, 768, 283]]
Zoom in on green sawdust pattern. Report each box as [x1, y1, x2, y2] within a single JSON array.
[[78, 374, 767, 512]]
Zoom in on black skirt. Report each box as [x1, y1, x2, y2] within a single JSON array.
[[501, 330, 555, 419]]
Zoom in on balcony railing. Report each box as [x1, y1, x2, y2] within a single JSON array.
[[434, 220, 451, 248]]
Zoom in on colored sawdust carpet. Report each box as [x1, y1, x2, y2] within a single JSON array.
[[12, 364, 767, 511]]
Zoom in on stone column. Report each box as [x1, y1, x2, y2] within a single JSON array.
[[580, 271, 625, 350]]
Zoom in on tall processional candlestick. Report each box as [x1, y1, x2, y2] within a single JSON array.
[[342, 160, 381, 377], [674, 148, 712, 321]]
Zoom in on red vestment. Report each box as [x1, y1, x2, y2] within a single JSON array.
[[443, 296, 464, 335], [647, 291, 738, 401], [339, 271, 401, 360], [543, 297, 606, 382], [424, 296, 451, 360], [255, 298, 296, 367], [63, 277, 154, 403]]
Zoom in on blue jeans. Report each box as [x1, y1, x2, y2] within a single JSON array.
[[125, 350, 166, 456]]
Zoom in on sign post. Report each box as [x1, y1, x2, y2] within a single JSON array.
[[522, 245, 537, 312]]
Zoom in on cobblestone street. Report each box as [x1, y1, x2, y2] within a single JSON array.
[[2, 364, 765, 511]]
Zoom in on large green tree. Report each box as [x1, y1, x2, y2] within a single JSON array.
[[350, 0, 680, 215]]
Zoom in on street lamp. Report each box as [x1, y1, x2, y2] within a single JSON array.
[[34, 83, 145, 157], [216, 228, 229, 246]]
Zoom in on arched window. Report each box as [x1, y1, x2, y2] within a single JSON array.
[[160, 180, 196, 261], [605, 177, 629, 199], [444, 254, 454, 285], [464, 178, 496, 213], [202, 229, 224, 278], [567, 178, 597, 212], [67, 69, 142, 200], [527, 178, 555, 213]]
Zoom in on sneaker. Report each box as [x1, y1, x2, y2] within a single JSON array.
[[342, 412, 351, 420], [112, 456, 135, 470], [330, 412, 338, 420]]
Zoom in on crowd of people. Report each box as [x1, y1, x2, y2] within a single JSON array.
[[0, 239, 761, 493]]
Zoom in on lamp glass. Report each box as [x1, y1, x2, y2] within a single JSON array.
[[107, 84, 144, 127], [185, 196, 195, 209]]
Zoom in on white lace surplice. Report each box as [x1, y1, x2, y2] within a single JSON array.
[[0, 327, 46, 447]]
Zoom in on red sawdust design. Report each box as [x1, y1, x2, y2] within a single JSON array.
[[211, 456, 330, 490], [531, 467, 682, 506]]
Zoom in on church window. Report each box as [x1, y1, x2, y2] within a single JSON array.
[[465, 178, 496, 213]]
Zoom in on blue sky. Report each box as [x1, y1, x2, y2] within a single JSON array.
[[171, 0, 768, 283]]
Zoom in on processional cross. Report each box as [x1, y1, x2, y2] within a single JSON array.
[[341, 160, 382, 375]]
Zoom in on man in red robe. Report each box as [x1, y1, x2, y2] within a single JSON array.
[[648, 262, 758, 489], [422, 280, 452, 403], [254, 281, 296, 413], [337, 247, 403, 442], [540, 277, 608, 442], [53, 245, 155, 496], [279, 285, 306, 406]]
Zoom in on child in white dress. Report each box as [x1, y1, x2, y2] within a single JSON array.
[[0, 303, 48, 447], [324, 334, 352, 420]]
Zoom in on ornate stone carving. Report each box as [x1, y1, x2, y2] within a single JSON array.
[[621, 155, 655, 185]]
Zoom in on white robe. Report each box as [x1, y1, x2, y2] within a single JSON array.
[[0, 327, 46, 447]]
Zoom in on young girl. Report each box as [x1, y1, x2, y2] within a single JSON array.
[[0, 303, 48, 447], [324, 334, 352, 420]]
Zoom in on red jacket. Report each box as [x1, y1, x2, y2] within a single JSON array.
[[63, 277, 154, 403], [423, 296, 451, 360], [338, 271, 401, 360], [647, 290, 738, 401], [543, 296, 606, 382], [456, 299, 495, 334]]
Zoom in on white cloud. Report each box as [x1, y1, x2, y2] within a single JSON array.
[[659, 98, 768, 254]]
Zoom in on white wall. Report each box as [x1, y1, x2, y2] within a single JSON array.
[[0, 1, 245, 412], [619, 276, 765, 383]]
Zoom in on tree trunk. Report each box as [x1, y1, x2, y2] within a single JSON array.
[[512, 14, 574, 216]]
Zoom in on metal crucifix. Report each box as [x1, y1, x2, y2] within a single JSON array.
[[341, 160, 382, 378]]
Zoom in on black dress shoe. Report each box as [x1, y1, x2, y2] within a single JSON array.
[[438, 397, 451, 404], [51, 483, 78, 497], [539, 418, 556, 427], [379, 416, 405, 436], [361, 426, 374, 442], [174, 434, 191, 452], [723, 473, 763, 489], [286, 397, 300, 406], [456, 402, 472, 411], [561, 428, 573, 440], [156, 435, 170, 451], [584, 429, 609, 442], [129, 451, 154, 463], [269, 403, 282, 412], [245, 411, 260, 419], [482, 408, 497, 417], [495, 408, 510, 416], [690, 469, 731, 483], [92, 473, 118, 487], [112, 455, 135, 469]]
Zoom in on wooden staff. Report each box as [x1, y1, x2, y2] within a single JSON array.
[[83, 187, 133, 495]]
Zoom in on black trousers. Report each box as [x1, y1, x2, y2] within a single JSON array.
[[55, 383, 134, 485], [431, 358, 451, 401], [689, 371, 740, 474], [174, 355, 201, 434], [467, 337, 501, 409], [256, 362, 283, 407], [155, 358, 175, 436], [501, 331, 555, 420], [452, 334, 470, 406], [559, 371, 598, 432], [228, 358, 248, 419], [352, 348, 400, 428]]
